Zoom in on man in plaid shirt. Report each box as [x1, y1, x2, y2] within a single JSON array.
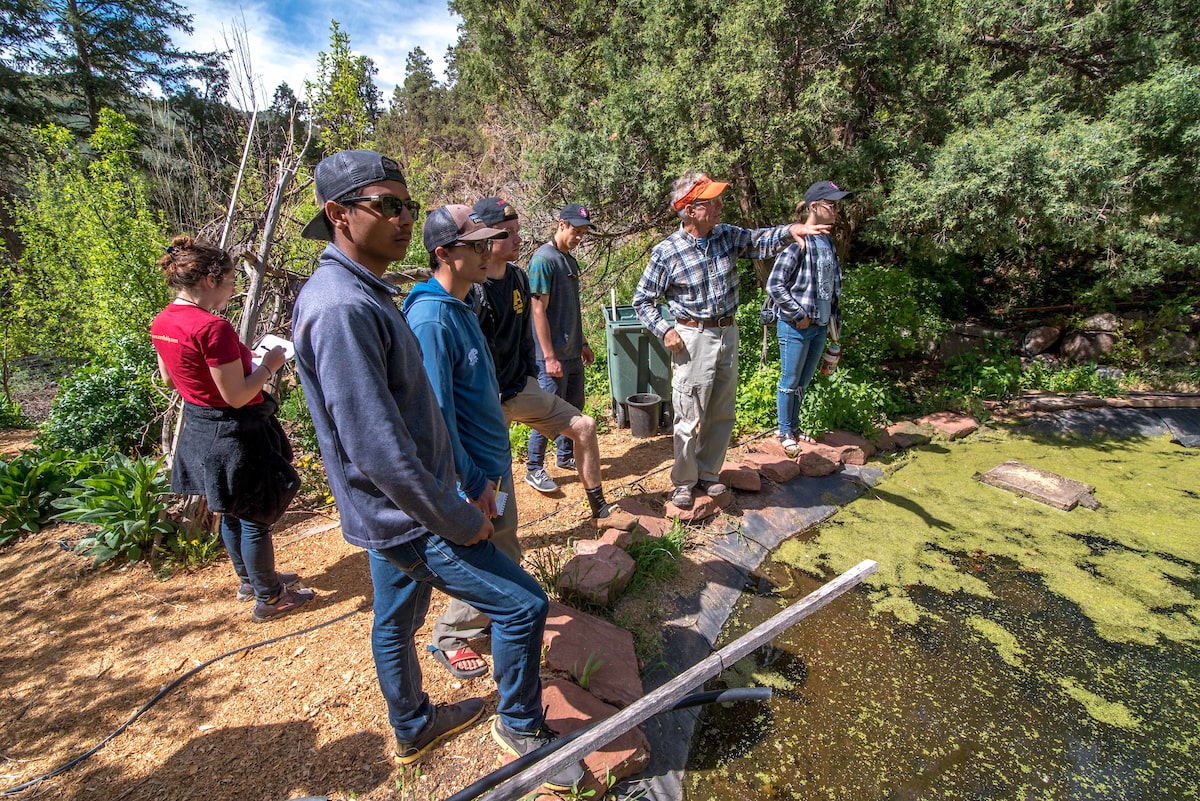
[[633, 170, 830, 510]]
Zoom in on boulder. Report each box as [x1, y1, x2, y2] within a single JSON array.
[[819, 430, 877, 459], [613, 498, 673, 538], [886, 421, 932, 449], [1081, 312, 1120, 332], [1060, 331, 1116, 363], [1022, 325, 1061, 356], [665, 490, 731, 521], [741, 451, 801, 483], [795, 448, 840, 477], [720, 461, 762, 491], [558, 545, 635, 606]]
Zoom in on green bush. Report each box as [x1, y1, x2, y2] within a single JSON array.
[[52, 453, 175, 566], [1021, 361, 1124, 397], [840, 263, 948, 369], [798, 369, 899, 438], [0, 396, 26, 428], [39, 337, 161, 454], [0, 448, 106, 544]]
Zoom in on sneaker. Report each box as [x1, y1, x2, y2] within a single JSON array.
[[394, 699, 485, 765], [671, 485, 694, 510], [556, 457, 576, 471], [251, 586, 315, 623], [490, 715, 586, 791], [237, 571, 301, 602], [525, 467, 559, 493], [696, 480, 727, 497]]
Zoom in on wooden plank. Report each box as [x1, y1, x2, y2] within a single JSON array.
[[477, 559, 878, 801], [978, 459, 1095, 510]]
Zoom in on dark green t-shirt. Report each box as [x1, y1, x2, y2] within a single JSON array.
[[528, 241, 584, 362]]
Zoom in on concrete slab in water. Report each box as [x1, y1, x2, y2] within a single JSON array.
[[978, 459, 1097, 510]]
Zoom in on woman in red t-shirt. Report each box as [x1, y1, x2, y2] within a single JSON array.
[[151, 236, 313, 623]]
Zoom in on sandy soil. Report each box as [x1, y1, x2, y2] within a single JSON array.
[[0, 425, 682, 801]]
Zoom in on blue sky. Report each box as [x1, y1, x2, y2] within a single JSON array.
[[175, 0, 461, 110]]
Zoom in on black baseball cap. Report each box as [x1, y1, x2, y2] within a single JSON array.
[[423, 205, 510, 252], [559, 203, 593, 227], [804, 180, 851, 204], [301, 150, 407, 241], [473, 196, 519, 226]]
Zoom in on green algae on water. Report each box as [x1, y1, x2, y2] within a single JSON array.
[[1058, 676, 1142, 730], [773, 427, 1200, 648]]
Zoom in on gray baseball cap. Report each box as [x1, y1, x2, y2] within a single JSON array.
[[301, 150, 407, 241], [423, 205, 509, 252]]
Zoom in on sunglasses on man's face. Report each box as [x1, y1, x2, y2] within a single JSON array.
[[340, 194, 422, 219], [449, 239, 494, 254]]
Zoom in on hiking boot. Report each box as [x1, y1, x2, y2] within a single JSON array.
[[237, 571, 300, 602], [556, 457, 576, 470], [671, 485, 694, 510], [251, 586, 315, 623], [696, 480, 727, 498], [490, 716, 586, 791], [394, 699, 485, 764], [525, 467, 559, 493]]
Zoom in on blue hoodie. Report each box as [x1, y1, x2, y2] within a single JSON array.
[[403, 278, 512, 501], [292, 245, 484, 550]]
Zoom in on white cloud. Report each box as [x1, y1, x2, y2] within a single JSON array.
[[176, 0, 460, 110]]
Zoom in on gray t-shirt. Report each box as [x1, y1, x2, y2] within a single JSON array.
[[527, 241, 585, 362]]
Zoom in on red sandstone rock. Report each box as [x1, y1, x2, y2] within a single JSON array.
[[819, 430, 877, 458], [594, 510, 639, 531], [544, 602, 643, 708], [886, 420, 932, 448], [720, 461, 762, 491], [915, 411, 979, 440], [558, 545, 635, 605], [614, 498, 672, 538], [540, 679, 651, 789]]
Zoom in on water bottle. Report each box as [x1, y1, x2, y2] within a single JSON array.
[[820, 342, 841, 376]]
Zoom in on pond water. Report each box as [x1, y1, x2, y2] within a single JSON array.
[[685, 429, 1200, 800]]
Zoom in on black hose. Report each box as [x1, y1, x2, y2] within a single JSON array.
[[443, 687, 773, 801], [1, 604, 370, 797]]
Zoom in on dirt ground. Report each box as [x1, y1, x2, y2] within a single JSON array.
[[0, 424, 688, 801]]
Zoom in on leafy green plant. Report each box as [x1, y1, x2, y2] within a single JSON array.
[[39, 336, 161, 454], [509, 422, 532, 463], [52, 454, 176, 566], [569, 650, 604, 690], [735, 364, 779, 434], [937, 343, 1024, 408], [0, 448, 105, 545], [0, 396, 26, 428], [624, 520, 688, 595], [798, 369, 899, 437], [1022, 361, 1125, 397], [169, 529, 222, 568]]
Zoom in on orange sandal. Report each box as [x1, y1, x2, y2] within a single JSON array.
[[429, 645, 489, 678]]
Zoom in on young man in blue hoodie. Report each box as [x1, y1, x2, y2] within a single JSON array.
[[402, 204, 517, 681], [292, 151, 584, 790]]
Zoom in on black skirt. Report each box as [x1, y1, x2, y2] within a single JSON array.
[[171, 393, 300, 527]]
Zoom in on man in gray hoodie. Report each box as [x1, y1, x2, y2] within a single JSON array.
[[292, 150, 584, 790]]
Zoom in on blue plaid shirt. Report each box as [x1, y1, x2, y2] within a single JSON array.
[[633, 223, 794, 338], [766, 236, 841, 327]]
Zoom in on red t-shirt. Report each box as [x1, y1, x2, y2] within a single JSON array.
[[150, 304, 262, 407]]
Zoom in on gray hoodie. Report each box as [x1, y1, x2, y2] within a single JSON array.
[[292, 245, 484, 549]]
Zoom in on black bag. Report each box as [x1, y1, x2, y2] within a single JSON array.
[[760, 297, 778, 326]]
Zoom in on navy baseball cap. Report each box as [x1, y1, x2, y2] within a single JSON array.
[[559, 203, 593, 227], [301, 150, 407, 241], [423, 205, 510, 252], [804, 180, 851, 203], [473, 196, 519, 225]]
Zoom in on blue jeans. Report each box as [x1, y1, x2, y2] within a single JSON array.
[[220, 514, 278, 602], [527, 357, 585, 469], [776, 320, 828, 439], [369, 534, 549, 741]]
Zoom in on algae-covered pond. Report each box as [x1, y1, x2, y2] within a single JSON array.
[[686, 426, 1199, 800]]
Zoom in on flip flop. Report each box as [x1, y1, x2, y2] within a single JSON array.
[[796, 432, 816, 444], [429, 645, 489, 678], [780, 438, 801, 458]]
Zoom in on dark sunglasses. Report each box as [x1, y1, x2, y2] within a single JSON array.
[[449, 239, 494, 254], [340, 194, 421, 218]]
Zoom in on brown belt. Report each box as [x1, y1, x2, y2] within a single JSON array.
[[677, 315, 736, 329]]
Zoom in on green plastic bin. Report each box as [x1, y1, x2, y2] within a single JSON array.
[[604, 304, 674, 429]]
